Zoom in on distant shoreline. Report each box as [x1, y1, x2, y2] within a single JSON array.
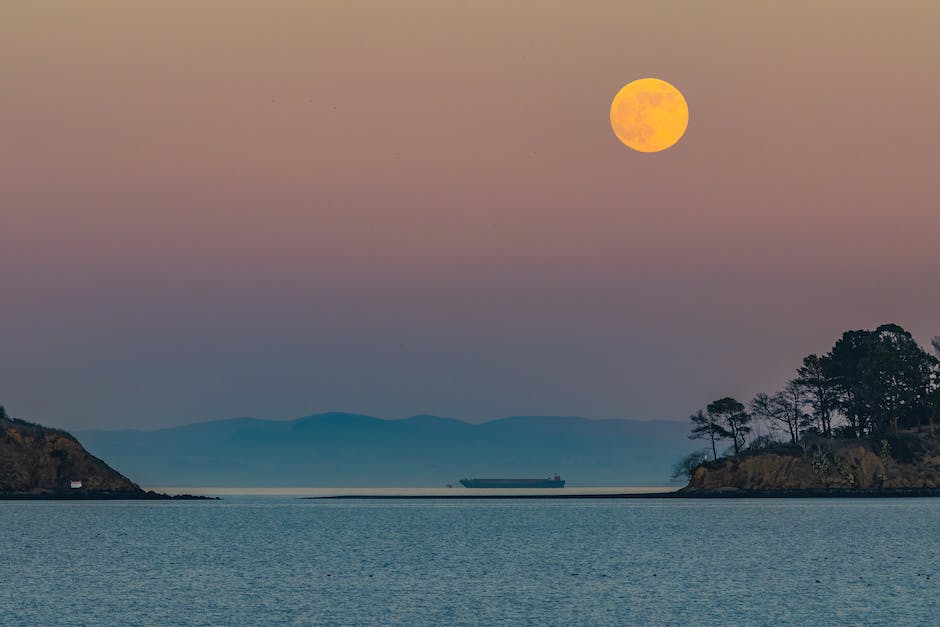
[[10, 485, 940, 501], [0, 491, 215, 501], [314, 488, 940, 500], [148, 486, 677, 497], [6, 488, 940, 500]]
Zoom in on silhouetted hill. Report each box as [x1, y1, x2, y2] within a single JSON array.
[[1, 409, 142, 495], [77, 413, 697, 487]]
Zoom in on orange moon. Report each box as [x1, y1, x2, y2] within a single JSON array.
[[610, 78, 689, 153]]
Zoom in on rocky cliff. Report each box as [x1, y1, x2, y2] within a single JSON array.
[[684, 432, 940, 492], [1, 408, 143, 494]]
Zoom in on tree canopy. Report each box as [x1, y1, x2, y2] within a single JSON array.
[[686, 323, 940, 465]]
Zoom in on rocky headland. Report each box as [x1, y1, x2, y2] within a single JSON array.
[[682, 431, 940, 495], [0, 406, 207, 499]]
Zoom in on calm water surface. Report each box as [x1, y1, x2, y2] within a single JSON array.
[[2, 497, 939, 625]]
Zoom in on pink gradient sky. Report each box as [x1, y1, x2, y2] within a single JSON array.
[[2, 1, 939, 429]]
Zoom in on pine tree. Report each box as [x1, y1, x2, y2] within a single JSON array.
[[688, 409, 729, 460]]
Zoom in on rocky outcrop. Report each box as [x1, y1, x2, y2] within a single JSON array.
[[684, 432, 940, 492], [1, 408, 142, 494]]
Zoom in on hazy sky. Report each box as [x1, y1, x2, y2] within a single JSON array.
[[2, 1, 939, 430]]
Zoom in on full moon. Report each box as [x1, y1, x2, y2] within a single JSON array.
[[610, 78, 688, 153]]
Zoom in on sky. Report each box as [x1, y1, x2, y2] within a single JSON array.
[[2, 1, 939, 430]]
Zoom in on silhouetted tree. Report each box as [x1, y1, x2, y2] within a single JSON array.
[[825, 324, 933, 435], [689, 324, 940, 450], [928, 337, 940, 435], [671, 450, 710, 481], [688, 409, 727, 460], [750, 381, 810, 444], [827, 328, 878, 436], [872, 324, 934, 432], [794, 354, 839, 436], [706, 397, 751, 455]]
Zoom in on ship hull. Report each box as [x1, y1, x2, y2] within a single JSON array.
[[459, 478, 565, 488]]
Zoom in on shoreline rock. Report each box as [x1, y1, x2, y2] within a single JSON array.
[[0, 489, 216, 500], [677, 486, 940, 498], [685, 431, 940, 492]]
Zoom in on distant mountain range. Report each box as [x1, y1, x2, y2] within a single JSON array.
[[76, 413, 699, 487]]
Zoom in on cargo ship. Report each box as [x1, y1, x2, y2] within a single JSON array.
[[458, 475, 565, 488]]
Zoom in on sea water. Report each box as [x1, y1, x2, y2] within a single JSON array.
[[2, 497, 939, 625]]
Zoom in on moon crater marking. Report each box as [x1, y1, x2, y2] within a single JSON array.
[[610, 78, 688, 153]]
